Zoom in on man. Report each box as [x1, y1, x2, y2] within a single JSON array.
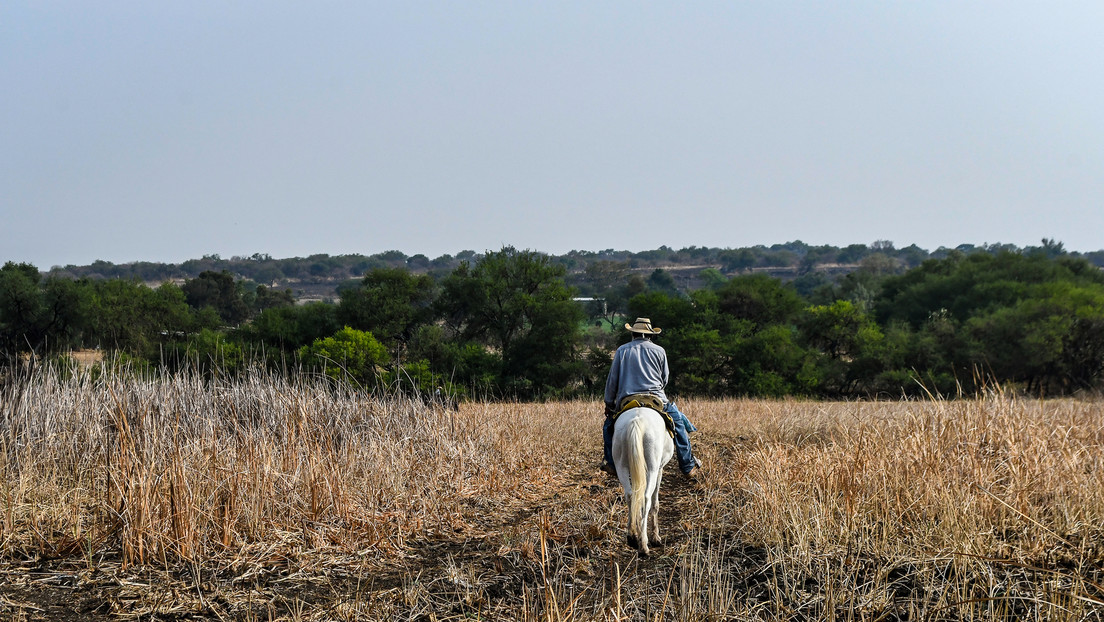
[[602, 317, 702, 478]]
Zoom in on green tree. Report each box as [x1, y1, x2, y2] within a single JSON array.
[[299, 327, 390, 389], [176, 328, 246, 376], [182, 270, 250, 325], [582, 260, 631, 327], [725, 324, 810, 397], [877, 252, 1104, 328], [0, 262, 46, 360], [252, 284, 295, 312], [39, 276, 90, 352], [87, 280, 194, 356], [245, 302, 339, 351], [874, 251, 1104, 394], [799, 300, 880, 360], [719, 248, 756, 274], [646, 269, 680, 296], [837, 244, 870, 264], [337, 267, 436, 352], [437, 247, 584, 397], [699, 268, 728, 291], [716, 274, 804, 329], [966, 283, 1104, 393], [798, 300, 887, 395], [627, 285, 812, 397]]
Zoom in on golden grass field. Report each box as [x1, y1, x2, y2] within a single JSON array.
[[1, 366, 1103, 620]]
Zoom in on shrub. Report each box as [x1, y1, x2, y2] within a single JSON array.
[[298, 327, 389, 389]]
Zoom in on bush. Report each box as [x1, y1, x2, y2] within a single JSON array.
[[298, 327, 390, 389]]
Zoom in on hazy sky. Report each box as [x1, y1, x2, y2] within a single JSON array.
[[4, 2, 1103, 269]]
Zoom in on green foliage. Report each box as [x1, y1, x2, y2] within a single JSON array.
[[872, 252, 1104, 395], [251, 284, 295, 312], [437, 247, 584, 398], [337, 267, 435, 351], [579, 260, 631, 327], [39, 276, 90, 350], [876, 252, 1104, 327], [298, 327, 390, 389], [12, 243, 1104, 399], [180, 328, 247, 376], [627, 286, 812, 397], [385, 359, 462, 400], [0, 263, 90, 359], [88, 280, 194, 357], [719, 248, 756, 273], [790, 271, 834, 302], [800, 300, 881, 360], [646, 269, 680, 295], [698, 268, 728, 291], [0, 262, 48, 359], [182, 270, 250, 325], [244, 302, 339, 351], [406, 325, 500, 397], [798, 301, 888, 395], [965, 282, 1104, 393], [717, 274, 804, 329]]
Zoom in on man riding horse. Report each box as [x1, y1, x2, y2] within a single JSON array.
[[602, 317, 703, 479]]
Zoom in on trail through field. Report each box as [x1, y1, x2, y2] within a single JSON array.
[[350, 437, 715, 618]]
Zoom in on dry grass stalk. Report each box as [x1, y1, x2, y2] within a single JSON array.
[[1, 366, 1102, 620]]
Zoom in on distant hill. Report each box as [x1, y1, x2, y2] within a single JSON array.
[[42, 240, 1104, 301]]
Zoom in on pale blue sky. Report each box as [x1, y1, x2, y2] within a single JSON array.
[[3, 2, 1102, 269]]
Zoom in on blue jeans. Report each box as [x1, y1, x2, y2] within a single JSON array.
[[603, 402, 697, 474]]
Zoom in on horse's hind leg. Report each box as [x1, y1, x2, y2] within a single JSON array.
[[630, 501, 651, 557], [626, 521, 639, 551], [627, 522, 649, 557], [648, 477, 663, 547], [648, 507, 661, 548], [627, 512, 648, 555]]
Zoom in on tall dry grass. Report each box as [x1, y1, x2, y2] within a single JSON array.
[[673, 395, 1104, 620], [0, 365, 564, 566], [2, 365, 1103, 620]]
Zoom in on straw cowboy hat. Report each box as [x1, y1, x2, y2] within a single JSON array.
[[625, 317, 662, 335]]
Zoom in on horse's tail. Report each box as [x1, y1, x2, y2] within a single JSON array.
[[627, 417, 648, 544]]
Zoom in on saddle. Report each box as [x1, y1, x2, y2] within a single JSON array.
[[609, 393, 676, 438]]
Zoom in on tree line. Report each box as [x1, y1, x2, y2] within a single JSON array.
[[44, 240, 1104, 299], [4, 243, 1104, 399]]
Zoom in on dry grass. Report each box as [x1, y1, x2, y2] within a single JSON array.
[[1, 366, 1103, 620]]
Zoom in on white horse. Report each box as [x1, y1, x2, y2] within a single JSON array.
[[612, 407, 674, 557]]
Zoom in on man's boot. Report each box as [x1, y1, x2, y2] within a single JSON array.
[[600, 460, 617, 477], [685, 457, 703, 479]]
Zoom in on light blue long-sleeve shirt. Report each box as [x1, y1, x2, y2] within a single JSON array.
[[604, 337, 669, 409]]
